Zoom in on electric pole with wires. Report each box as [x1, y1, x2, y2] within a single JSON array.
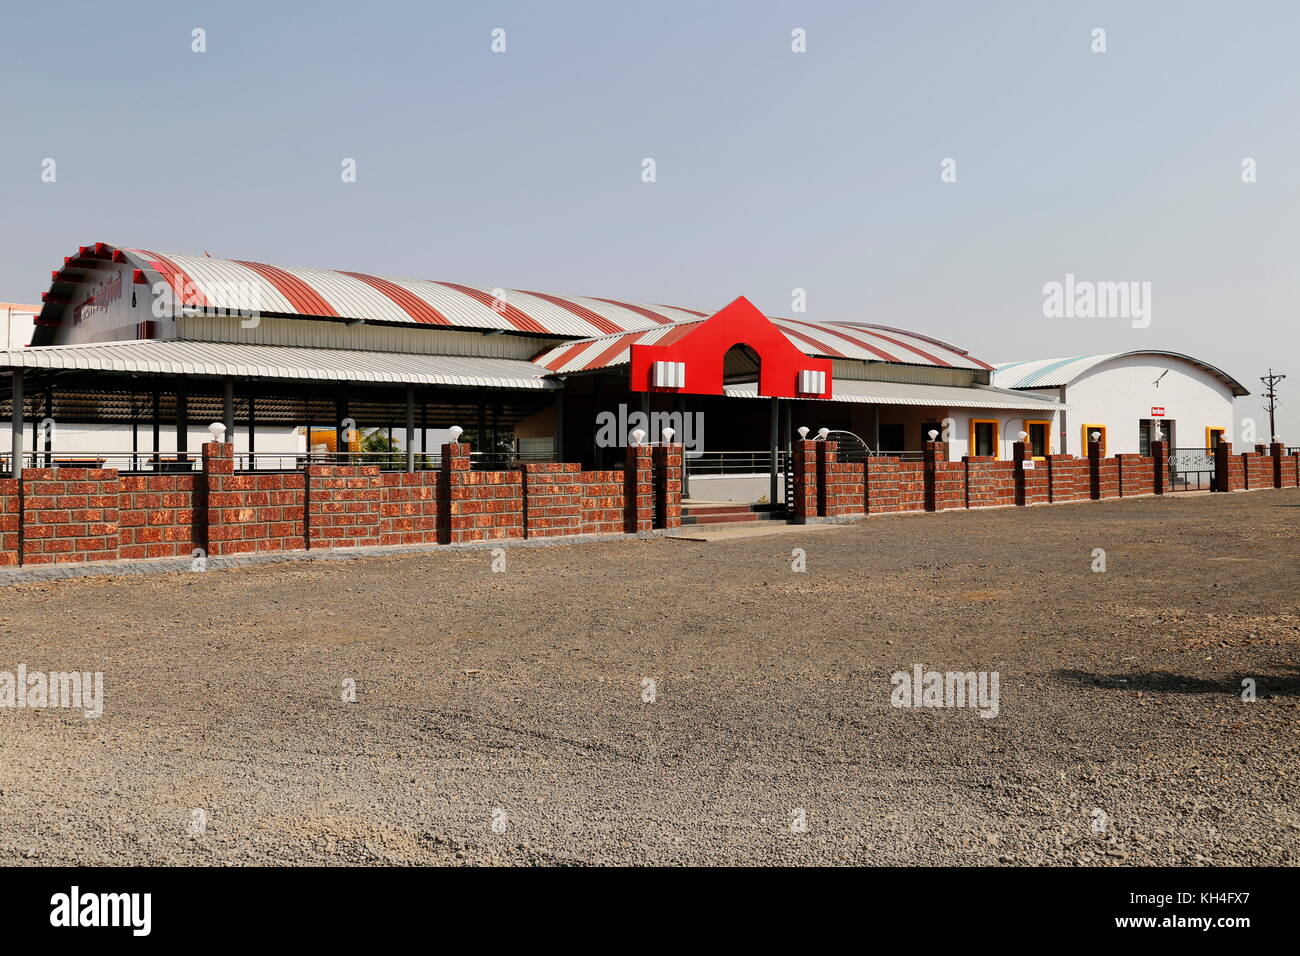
[[1260, 369, 1286, 441]]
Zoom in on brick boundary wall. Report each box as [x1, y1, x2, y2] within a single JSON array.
[[653, 444, 684, 530], [1013, 441, 1049, 506], [1045, 455, 1088, 503], [623, 445, 654, 534], [863, 456, 902, 514], [790, 439, 819, 523], [963, 456, 1015, 509], [1, 435, 1296, 569], [1116, 454, 1156, 498], [1272, 443, 1300, 488], [119, 474, 203, 560]]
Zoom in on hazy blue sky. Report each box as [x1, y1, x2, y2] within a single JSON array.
[[2, 1, 1297, 433]]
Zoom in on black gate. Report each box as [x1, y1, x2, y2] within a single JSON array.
[[1168, 447, 1216, 492]]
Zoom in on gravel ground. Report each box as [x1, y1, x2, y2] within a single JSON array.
[[1, 490, 1298, 866]]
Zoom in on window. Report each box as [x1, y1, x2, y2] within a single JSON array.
[[878, 423, 905, 452], [1081, 424, 1107, 457], [970, 419, 999, 458], [1024, 420, 1051, 458], [1206, 427, 1225, 451]]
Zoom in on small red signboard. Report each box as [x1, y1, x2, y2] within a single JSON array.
[[1150, 406, 1165, 417]]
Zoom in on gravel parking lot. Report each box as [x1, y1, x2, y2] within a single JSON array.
[[1, 489, 1297, 866]]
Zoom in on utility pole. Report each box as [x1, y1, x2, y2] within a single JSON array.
[[1260, 369, 1286, 441]]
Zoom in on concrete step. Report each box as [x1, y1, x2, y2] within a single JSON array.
[[680, 513, 787, 526]]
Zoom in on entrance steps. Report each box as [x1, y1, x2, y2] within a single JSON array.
[[679, 501, 787, 526]]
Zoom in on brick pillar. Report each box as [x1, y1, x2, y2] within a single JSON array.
[[1013, 440, 1030, 505], [1151, 440, 1167, 495], [624, 445, 654, 533], [653, 443, 683, 529], [1271, 442, 1286, 488], [790, 439, 818, 523], [1213, 440, 1232, 492], [201, 441, 235, 555], [816, 440, 839, 517], [922, 440, 948, 512], [438, 441, 472, 544], [1088, 439, 1103, 499]]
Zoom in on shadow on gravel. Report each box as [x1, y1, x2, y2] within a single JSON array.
[[1052, 669, 1300, 697]]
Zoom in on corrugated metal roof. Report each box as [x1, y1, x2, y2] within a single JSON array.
[[723, 379, 1068, 410], [44, 245, 994, 369], [532, 316, 992, 373], [992, 351, 1250, 396], [0, 340, 559, 389], [118, 247, 728, 339]]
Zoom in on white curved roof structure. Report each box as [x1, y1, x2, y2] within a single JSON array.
[[993, 351, 1249, 396]]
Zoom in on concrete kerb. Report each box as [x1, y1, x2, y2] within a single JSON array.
[[0, 528, 675, 585]]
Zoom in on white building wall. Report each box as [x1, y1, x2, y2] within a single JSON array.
[[1059, 356, 1235, 454], [1, 304, 38, 349]]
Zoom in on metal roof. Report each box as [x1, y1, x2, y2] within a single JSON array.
[[724, 379, 1068, 410], [0, 340, 559, 390], [531, 316, 992, 373], [42, 244, 993, 369], [992, 351, 1250, 396]]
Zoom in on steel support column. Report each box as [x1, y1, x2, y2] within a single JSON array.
[[405, 385, 416, 473], [10, 368, 23, 478], [222, 376, 235, 443], [769, 396, 779, 506]]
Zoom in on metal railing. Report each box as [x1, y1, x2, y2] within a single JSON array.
[[686, 450, 789, 476], [2, 448, 556, 475]]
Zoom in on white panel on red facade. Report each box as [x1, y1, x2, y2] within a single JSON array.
[[799, 369, 826, 395], [653, 360, 685, 388]]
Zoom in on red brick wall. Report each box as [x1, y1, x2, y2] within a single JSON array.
[[896, 461, 927, 513], [924, 442, 965, 512], [21, 468, 120, 564], [1045, 455, 1088, 503], [378, 471, 441, 545], [1014, 442, 1049, 506], [306, 465, 384, 549], [817, 442, 865, 517], [578, 470, 625, 535], [964, 457, 1015, 509], [1215, 442, 1245, 492], [863, 457, 902, 514], [653, 444, 684, 529], [1117, 455, 1155, 497], [120, 474, 202, 559], [522, 462, 582, 538], [1275, 452, 1300, 489], [0, 479, 20, 566], [1243, 452, 1272, 490], [623, 445, 654, 534], [791, 440, 819, 521]]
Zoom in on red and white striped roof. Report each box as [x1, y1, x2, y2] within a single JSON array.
[[533, 316, 993, 373], [47, 245, 991, 369], [122, 248, 707, 338]]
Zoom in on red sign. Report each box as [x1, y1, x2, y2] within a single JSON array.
[[1150, 406, 1165, 417]]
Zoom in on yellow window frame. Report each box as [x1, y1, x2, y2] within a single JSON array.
[[969, 418, 1000, 459], [1081, 423, 1107, 457], [1024, 419, 1052, 459], [1206, 427, 1225, 450]]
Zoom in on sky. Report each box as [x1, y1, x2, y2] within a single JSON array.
[[1, 0, 1297, 435]]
